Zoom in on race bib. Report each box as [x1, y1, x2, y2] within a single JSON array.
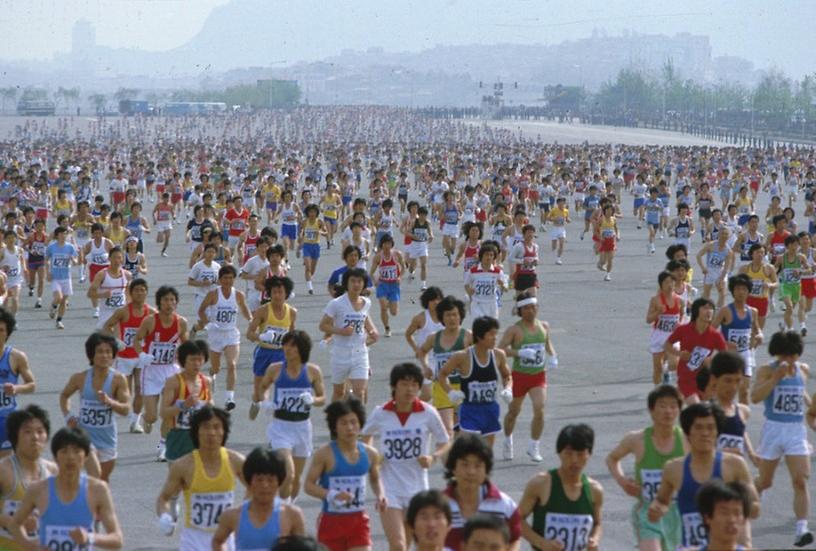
[[543, 512, 593, 551], [772, 386, 804, 415], [122, 327, 137, 348], [105, 292, 125, 309], [275, 387, 311, 414], [382, 428, 423, 462], [686, 347, 711, 371], [750, 280, 764, 296], [175, 400, 195, 429], [640, 469, 662, 502], [518, 343, 546, 369], [327, 475, 366, 513], [189, 491, 233, 531], [727, 328, 750, 352], [342, 313, 366, 336], [717, 433, 745, 453], [80, 399, 113, 428], [473, 278, 496, 299], [0, 388, 15, 412], [91, 254, 107, 264], [379, 266, 398, 280], [681, 512, 706, 547], [656, 314, 679, 333], [44, 525, 89, 551], [467, 380, 497, 403], [150, 342, 176, 365], [214, 307, 237, 325], [260, 326, 287, 348]]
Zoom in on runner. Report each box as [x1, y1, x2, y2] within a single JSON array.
[[60, 332, 131, 481], [188, 243, 221, 318], [696, 227, 734, 308], [239, 236, 269, 311], [738, 243, 777, 331], [159, 340, 213, 463], [438, 316, 512, 447], [595, 204, 620, 282], [404, 286, 445, 395], [518, 423, 603, 551], [88, 246, 131, 329], [103, 278, 156, 434], [369, 233, 405, 338], [646, 271, 684, 385], [9, 427, 124, 550], [253, 330, 325, 500], [134, 285, 189, 461], [647, 402, 759, 550], [0, 308, 34, 460], [299, 204, 327, 295], [318, 268, 378, 403], [775, 235, 809, 332], [464, 242, 505, 320], [23, 218, 47, 308], [0, 231, 26, 316], [696, 480, 752, 551], [751, 331, 814, 548], [405, 490, 453, 551], [195, 265, 251, 410], [212, 447, 306, 549], [709, 352, 760, 466], [605, 385, 685, 551], [224, 196, 250, 252], [153, 192, 174, 257], [361, 363, 450, 551], [547, 197, 570, 265], [499, 291, 557, 462], [45, 226, 79, 330], [508, 224, 539, 292], [0, 405, 57, 550], [409, 206, 433, 290], [303, 397, 385, 551], [155, 406, 246, 550], [463, 515, 514, 551], [441, 434, 521, 550], [83, 223, 114, 319]]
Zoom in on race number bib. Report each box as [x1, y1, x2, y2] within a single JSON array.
[[772, 386, 805, 415], [175, 400, 194, 429], [467, 380, 497, 403], [543, 512, 593, 551], [379, 266, 398, 280], [122, 327, 137, 348], [656, 314, 679, 333], [342, 313, 366, 336], [44, 525, 89, 551], [214, 307, 237, 325], [518, 343, 546, 369], [727, 328, 750, 352], [189, 491, 233, 531], [640, 469, 662, 502], [80, 399, 113, 428], [750, 280, 764, 296], [260, 326, 287, 348], [717, 433, 745, 453], [686, 346, 711, 371], [327, 475, 366, 513], [275, 387, 311, 414], [473, 278, 496, 299], [0, 388, 15, 413], [681, 512, 706, 547], [150, 342, 176, 365], [382, 428, 423, 462], [105, 292, 125, 308]]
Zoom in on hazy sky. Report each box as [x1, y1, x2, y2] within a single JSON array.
[[0, 0, 813, 78]]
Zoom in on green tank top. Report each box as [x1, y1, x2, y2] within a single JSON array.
[[432, 328, 465, 385], [781, 254, 802, 285], [532, 469, 595, 551], [635, 425, 685, 503], [512, 320, 549, 374]]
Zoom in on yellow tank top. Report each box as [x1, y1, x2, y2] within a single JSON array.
[[303, 219, 320, 244], [184, 448, 235, 532], [600, 218, 616, 238], [108, 227, 126, 247], [0, 456, 46, 549], [745, 264, 771, 298], [259, 303, 292, 351], [322, 196, 338, 218]]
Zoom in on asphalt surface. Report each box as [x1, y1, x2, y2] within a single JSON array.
[[4, 120, 811, 550]]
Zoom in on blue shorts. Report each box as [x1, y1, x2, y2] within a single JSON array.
[[281, 224, 298, 240], [266, 202, 277, 211], [647, 221, 660, 229], [634, 198, 645, 209], [458, 401, 501, 435], [303, 242, 321, 259], [376, 281, 400, 303], [324, 216, 337, 226], [738, 214, 751, 226], [252, 347, 284, 377], [183, 190, 192, 201], [342, 195, 352, 205]]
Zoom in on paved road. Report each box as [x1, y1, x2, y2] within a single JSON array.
[[4, 122, 811, 550]]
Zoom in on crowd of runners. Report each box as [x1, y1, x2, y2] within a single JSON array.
[[0, 107, 811, 550]]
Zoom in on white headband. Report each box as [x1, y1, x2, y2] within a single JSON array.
[[516, 297, 538, 308]]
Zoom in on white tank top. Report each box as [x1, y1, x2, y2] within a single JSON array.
[[210, 287, 239, 331], [0, 248, 22, 282], [416, 309, 444, 349], [100, 270, 127, 314], [88, 240, 109, 267]]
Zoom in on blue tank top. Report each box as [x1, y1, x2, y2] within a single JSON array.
[[79, 369, 117, 451], [39, 475, 94, 549], [125, 215, 143, 240], [720, 303, 752, 353], [716, 404, 747, 454], [707, 245, 728, 269], [444, 205, 459, 225], [0, 346, 18, 418], [319, 441, 369, 514], [460, 347, 499, 405], [678, 452, 723, 548], [236, 499, 281, 550], [763, 361, 806, 423], [273, 362, 312, 422]]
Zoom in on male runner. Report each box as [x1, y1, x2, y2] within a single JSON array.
[[45, 226, 79, 330], [696, 480, 753, 551], [0, 308, 35, 459], [405, 490, 453, 551], [88, 246, 131, 330]]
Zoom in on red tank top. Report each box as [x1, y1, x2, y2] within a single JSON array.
[[243, 233, 260, 263], [119, 303, 150, 359], [226, 208, 249, 236], [143, 313, 181, 366], [516, 243, 538, 275], [653, 293, 682, 332], [378, 254, 400, 283], [463, 241, 480, 272]]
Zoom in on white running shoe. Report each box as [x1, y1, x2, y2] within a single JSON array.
[[555, 258, 563, 265], [527, 441, 543, 463], [502, 435, 514, 461], [156, 442, 166, 462], [129, 420, 144, 434], [604, 272, 612, 281], [93, 307, 100, 319]]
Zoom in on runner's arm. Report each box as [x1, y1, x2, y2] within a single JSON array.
[[10, 350, 35, 395], [211, 507, 239, 550]]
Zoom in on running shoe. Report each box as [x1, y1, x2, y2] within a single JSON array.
[[129, 420, 144, 434], [527, 441, 543, 463], [502, 435, 514, 461]]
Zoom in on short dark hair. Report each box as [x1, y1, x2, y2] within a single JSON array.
[[389, 362, 424, 392], [242, 446, 287, 485], [341, 267, 368, 289], [690, 298, 715, 322], [463, 513, 509, 544], [272, 535, 328, 551], [665, 243, 688, 260], [472, 316, 499, 342], [325, 398, 366, 440], [697, 479, 752, 525], [6, 404, 50, 451], [445, 433, 493, 481], [342, 245, 362, 261], [728, 274, 752, 294], [218, 265, 237, 279], [556, 423, 595, 454], [420, 286, 444, 309], [710, 351, 744, 377], [84, 332, 119, 364], [265, 275, 294, 298], [177, 339, 210, 366], [647, 384, 683, 410], [436, 295, 465, 323], [190, 406, 231, 449], [768, 330, 804, 357], [0, 307, 16, 336], [680, 401, 725, 436], [51, 427, 91, 457], [406, 489, 452, 531], [156, 285, 179, 305], [282, 330, 312, 363], [129, 278, 148, 293]]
